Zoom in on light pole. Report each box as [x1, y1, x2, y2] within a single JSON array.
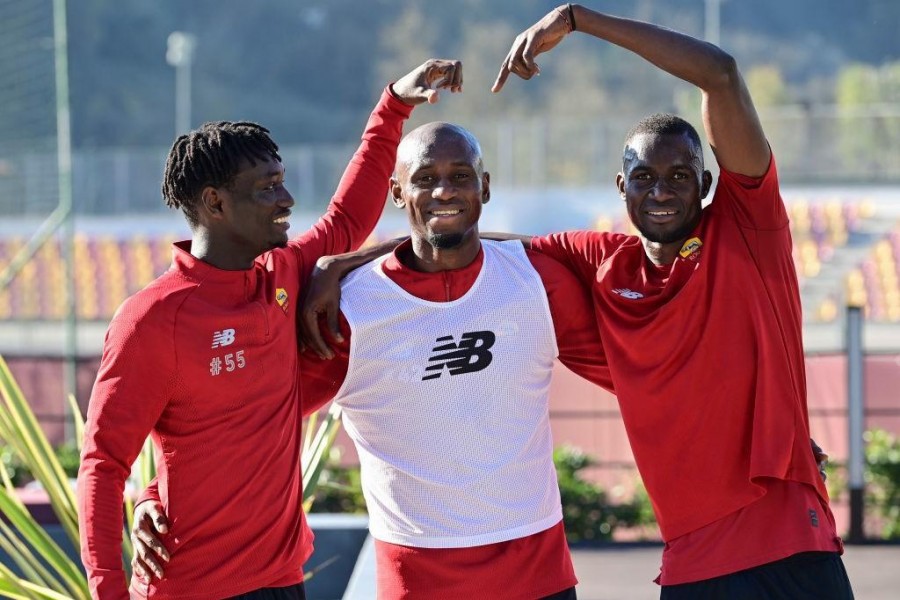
[[166, 31, 196, 137]]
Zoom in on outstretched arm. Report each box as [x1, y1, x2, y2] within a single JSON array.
[[299, 237, 408, 358], [300, 232, 536, 357], [493, 5, 769, 177], [480, 232, 533, 247]]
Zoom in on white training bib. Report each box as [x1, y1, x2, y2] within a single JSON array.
[[335, 240, 561, 548]]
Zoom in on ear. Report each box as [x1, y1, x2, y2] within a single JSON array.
[[200, 186, 226, 220], [615, 172, 626, 199], [700, 170, 713, 200], [481, 171, 491, 204], [390, 177, 405, 209]]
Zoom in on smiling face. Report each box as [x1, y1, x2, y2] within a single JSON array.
[[617, 132, 711, 248], [208, 155, 295, 265], [392, 123, 490, 268]]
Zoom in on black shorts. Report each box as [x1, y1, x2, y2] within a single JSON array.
[[227, 582, 306, 600], [660, 551, 853, 600], [542, 586, 577, 599]]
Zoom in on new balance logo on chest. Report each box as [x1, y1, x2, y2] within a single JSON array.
[[423, 331, 496, 381], [211, 328, 236, 348]]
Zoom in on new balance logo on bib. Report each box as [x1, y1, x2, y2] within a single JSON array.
[[423, 331, 495, 380], [333, 241, 562, 547]]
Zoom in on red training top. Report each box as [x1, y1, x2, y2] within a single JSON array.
[[532, 155, 841, 584], [300, 241, 613, 599], [77, 87, 414, 600]]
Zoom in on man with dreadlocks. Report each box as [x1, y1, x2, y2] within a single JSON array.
[[76, 59, 462, 600]]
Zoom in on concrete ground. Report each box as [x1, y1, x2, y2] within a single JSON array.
[[343, 540, 899, 599], [570, 543, 900, 599]]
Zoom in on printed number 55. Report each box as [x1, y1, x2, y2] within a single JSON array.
[[225, 350, 246, 372]]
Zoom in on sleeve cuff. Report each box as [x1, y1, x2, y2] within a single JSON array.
[[384, 84, 416, 118]]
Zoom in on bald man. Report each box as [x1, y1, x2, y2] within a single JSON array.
[[295, 121, 613, 599]]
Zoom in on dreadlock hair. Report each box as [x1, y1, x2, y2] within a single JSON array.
[[162, 121, 282, 227], [623, 113, 704, 169]]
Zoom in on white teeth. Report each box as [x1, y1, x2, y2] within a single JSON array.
[[432, 210, 460, 216], [647, 211, 675, 216], [273, 216, 289, 224]]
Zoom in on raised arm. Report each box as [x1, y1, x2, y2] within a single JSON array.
[[493, 5, 769, 177], [292, 60, 463, 269]]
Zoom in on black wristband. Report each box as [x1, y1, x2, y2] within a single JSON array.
[[567, 3, 577, 31]]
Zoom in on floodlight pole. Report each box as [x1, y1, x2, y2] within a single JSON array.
[[167, 32, 196, 137]]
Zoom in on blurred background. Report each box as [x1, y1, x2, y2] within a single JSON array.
[[1, 0, 899, 545]]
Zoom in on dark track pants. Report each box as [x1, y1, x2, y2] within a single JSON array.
[[227, 582, 306, 600], [660, 551, 853, 600], [543, 586, 577, 599]]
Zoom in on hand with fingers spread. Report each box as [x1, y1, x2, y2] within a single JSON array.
[[130, 500, 171, 584], [393, 58, 463, 105], [492, 4, 575, 93]]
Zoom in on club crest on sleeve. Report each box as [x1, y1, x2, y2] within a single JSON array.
[[275, 288, 289, 313], [679, 236, 703, 259]]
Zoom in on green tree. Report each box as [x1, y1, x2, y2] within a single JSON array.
[[746, 65, 790, 107]]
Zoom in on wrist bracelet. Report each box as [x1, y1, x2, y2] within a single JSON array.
[[567, 3, 577, 32], [556, 4, 574, 33]]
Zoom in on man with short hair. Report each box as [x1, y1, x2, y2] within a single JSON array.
[[490, 5, 854, 598], [298, 121, 612, 599], [77, 59, 461, 600]]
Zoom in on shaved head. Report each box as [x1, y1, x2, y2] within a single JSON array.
[[396, 122, 483, 177], [389, 121, 490, 267]]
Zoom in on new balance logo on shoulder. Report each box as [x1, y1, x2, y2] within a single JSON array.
[[612, 288, 644, 299], [422, 331, 496, 381], [211, 328, 236, 349]]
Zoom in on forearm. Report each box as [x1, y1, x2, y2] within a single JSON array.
[[136, 476, 161, 506], [294, 88, 414, 257], [480, 232, 532, 248], [570, 4, 768, 174], [78, 458, 131, 599], [316, 236, 408, 278], [570, 5, 736, 92]]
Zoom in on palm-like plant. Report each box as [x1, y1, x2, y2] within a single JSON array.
[[0, 354, 343, 599]]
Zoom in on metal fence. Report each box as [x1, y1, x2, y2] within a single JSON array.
[[2, 106, 899, 218]]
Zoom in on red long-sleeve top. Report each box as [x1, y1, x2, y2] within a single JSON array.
[[532, 157, 842, 585], [298, 241, 613, 599], [77, 88, 414, 600]]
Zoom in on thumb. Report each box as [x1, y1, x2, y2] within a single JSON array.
[[150, 503, 170, 533], [411, 86, 438, 104]]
